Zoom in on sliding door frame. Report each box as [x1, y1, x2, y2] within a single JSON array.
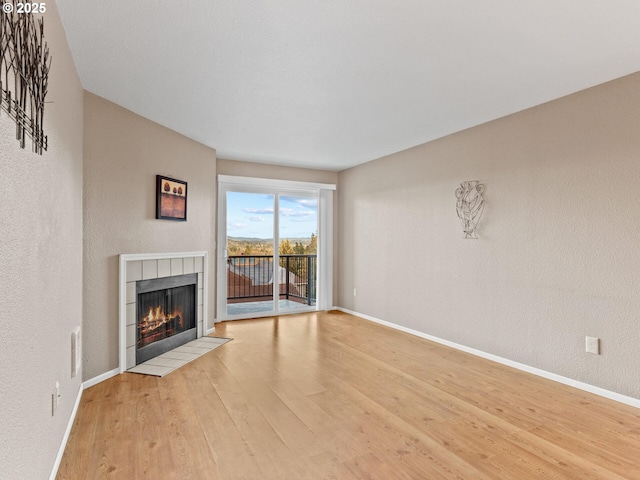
[[216, 175, 335, 322]]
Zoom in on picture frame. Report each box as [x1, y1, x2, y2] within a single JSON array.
[[156, 175, 188, 221]]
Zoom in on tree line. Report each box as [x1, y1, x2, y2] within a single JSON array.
[[228, 233, 317, 256]]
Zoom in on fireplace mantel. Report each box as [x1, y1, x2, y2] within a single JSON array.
[[118, 252, 208, 373]]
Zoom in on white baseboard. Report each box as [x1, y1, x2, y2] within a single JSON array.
[[48, 384, 83, 480], [49, 367, 121, 479], [83, 367, 120, 389], [335, 307, 640, 409]]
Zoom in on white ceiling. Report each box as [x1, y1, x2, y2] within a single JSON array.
[[56, 0, 640, 171]]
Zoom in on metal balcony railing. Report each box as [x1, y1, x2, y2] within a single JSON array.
[[227, 254, 317, 305]]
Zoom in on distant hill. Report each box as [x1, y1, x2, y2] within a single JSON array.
[[228, 236, 312, 244], [227, 235, 315, 256], [228, 236, 272, 242]]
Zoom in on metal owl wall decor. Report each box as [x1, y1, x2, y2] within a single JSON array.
[[455, 181, 485, 239]]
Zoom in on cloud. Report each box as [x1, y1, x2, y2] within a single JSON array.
[[279, 208, 315, 218], [243, 207, 274, 214], [243, 205, 317, 217], [228, 222, 248, 234], [280, 196, 318, 209], [248, 216, 264, 222]]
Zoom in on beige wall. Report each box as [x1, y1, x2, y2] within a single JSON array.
[[0, 1, 84, 478], [338, 72, 640, 399], [83, 92, 216, 381]]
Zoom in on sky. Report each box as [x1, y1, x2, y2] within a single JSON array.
[[226, 192, 318, 239]]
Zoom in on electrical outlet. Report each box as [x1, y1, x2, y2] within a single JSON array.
[[353, 288, 357, 297], [585, 336, 600, 355]]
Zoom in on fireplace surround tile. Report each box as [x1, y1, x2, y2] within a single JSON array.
[[126, 303, 136, 326], [174, 345, 210, 355], [158, 259, 171, 278], [126, 261, 142, 282], [183, 256, 195, 274], [128, 364, 171, 376], [143, 356, 184, 369], [198, 288, 204, 306], [126, 346, 135, 369], [126, 282, 136, 304], [142, 260, 158, 280], [195, 256, 204, 273], [171, 258, 183, 276], [126, 324, 135, 346], [160, 351, 199, 362]]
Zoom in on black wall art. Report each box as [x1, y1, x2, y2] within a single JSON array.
[[0, 3, 51, 154]]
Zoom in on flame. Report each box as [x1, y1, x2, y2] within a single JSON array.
[[139, 305, 183, 337]]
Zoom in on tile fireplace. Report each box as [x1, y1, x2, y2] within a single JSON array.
[[119, 252, 208, 372]]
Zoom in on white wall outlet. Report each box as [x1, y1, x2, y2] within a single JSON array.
[[585, 336, 600, 355], [71, 326, 81, 378], [353, 288, 357, 297]]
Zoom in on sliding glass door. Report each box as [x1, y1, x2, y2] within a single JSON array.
[[218, 177, 330, 321], [277, 194, 318, 311], [225, 191, 276, 317]]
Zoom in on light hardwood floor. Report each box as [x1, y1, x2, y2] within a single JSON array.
[[57, 311, 640, 479]]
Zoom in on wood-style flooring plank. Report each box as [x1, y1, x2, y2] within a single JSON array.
[[183, 358, 266, 480], [56, 378, 106, 478], [156, 371, 223, 479], [57, 311, 640, 479]]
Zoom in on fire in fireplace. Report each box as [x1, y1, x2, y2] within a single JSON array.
[[136, 273, 197, 364], [138, 302, 185, 348]]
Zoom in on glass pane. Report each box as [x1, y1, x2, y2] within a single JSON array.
[[226, 192, 275, 316], [138, 285, 196, 349], [278, 195, 318, 312]]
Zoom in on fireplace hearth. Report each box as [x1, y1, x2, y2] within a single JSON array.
[[136, 273, 197, 364]]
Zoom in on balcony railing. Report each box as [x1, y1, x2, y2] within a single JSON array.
[[227, 254, 317, 306]]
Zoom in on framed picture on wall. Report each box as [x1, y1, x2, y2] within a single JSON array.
[[156, 175, 188, 221]]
